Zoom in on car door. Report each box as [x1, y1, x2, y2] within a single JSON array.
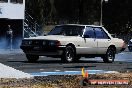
[[76, 27, 97, 54], [94, 27, 111, 54]]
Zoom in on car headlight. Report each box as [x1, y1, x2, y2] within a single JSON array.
[[28, 41, 32, 45], [49, 40, 61, 46], [42, 41, 46, 45], [22, 40, 32, 45], [49, 41, 56, 46]]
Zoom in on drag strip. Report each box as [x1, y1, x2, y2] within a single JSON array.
[[0, 62, 119, 78], [0, 50, 131, 76]]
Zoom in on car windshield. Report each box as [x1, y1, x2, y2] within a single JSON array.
[[48, 25, 84, 36]]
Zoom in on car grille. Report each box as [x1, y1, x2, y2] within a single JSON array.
[[22, 40, 48, 46]]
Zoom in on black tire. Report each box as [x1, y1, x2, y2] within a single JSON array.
[[61, 46, 75, 63], [102, 48, 115, 63], [26, 54, 39, 63]]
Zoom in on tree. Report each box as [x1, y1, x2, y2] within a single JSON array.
[[25, 0, 132, 35]]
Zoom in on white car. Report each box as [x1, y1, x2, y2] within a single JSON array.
[[20, 24, 126, 63]]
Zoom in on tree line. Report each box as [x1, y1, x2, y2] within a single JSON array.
[[26, 0, 132, 35]]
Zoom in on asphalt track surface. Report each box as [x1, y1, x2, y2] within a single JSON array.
[[0, 51, 132, 74]]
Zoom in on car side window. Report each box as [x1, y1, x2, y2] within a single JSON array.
[[101, 28, 110, 39], [72, 26, 84, 36], [94, 27, 109, 39], [48, 26, 64, 35], [84, 27, 95, 38]]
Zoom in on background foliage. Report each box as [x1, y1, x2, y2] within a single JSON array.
[[26, 0, 132, 35]]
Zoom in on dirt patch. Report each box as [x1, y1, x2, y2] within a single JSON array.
[[0, 72, 132, 88]]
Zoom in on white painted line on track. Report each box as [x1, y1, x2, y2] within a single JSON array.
[[54, 70, 61, 72], [30, 70, 119, 77], [105, 71, 119, 73]]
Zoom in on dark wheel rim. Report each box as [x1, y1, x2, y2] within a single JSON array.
[[107, 49, 114, 62], [66, 47, 74, 62]]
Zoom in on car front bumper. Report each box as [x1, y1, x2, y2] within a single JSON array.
[[20, 45, 65, 56]]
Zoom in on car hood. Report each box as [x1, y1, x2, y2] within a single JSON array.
[[24, 35, 77, 40]]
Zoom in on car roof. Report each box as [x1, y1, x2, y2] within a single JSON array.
[[56, 24, 102, 27]]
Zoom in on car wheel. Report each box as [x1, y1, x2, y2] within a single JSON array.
[[102, 48, 115, 63], [62, 46, 75, 63], [26, 54, 39, 63]]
